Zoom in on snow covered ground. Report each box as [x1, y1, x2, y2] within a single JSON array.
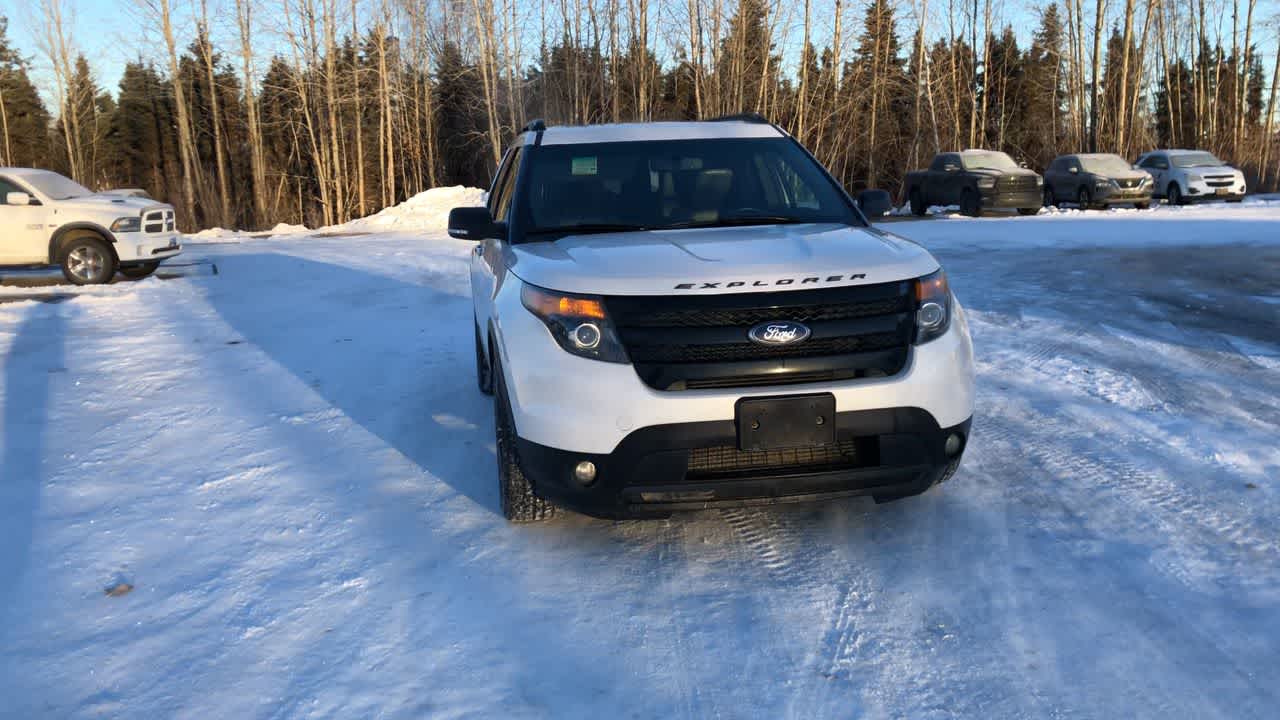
[[1, 195, 1278, 718]]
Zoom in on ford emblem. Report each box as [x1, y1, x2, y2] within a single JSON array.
[[748, 320, 811, 346]]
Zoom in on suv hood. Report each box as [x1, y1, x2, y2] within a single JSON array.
[[507, 223, 940, 296], [969, 167, 1039, 178], [54, 193, 169, 213], [1181, 164, 1241, 177]]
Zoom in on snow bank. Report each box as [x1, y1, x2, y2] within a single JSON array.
[[331, 185, 486, 235]]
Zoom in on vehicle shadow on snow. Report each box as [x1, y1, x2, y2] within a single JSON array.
[[201, 252, 501, 515], [0, 308, 65, 645]]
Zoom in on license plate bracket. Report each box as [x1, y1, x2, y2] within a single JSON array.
[[1215, 188, 1230, 196], [736, 393, 836, 451]]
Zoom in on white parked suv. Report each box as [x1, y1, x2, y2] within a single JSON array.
[[1, 168, 181, 284], [1134, 150, 1247, 205], [451, 116, 975, 521]]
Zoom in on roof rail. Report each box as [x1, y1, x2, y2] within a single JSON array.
[[706, 112, 770, 124], [522, 119, 547, 133]]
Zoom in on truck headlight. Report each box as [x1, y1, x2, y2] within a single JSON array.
[[521, 283, 629, 363], [1035, 176, 1044, 187], [976, 177, 996, 190], [110, 216, 141, 233], [914, 269, 952, 345]]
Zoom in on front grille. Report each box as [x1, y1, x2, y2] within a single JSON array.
[[606, 281, 915, 391], [1204, 175, 1234, 188], [996, 175, 1037, 192], [678, 438, 877, 482], [1117, 178, 1142, 189], [144, 209, 175, 234]]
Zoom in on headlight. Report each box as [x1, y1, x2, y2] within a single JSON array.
[[913, 269, 952, 345], [1035, 176, 1044, 187], [1187, 172, 1203, 183], [976, 177, 996, 189], [110, 216, 141, 233], [521, 283, 629, 363], [1140, 175, 1152, 186], [1095, 179, 1110, 188]]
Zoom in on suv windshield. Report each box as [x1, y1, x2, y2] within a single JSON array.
[[1079, 154, 1132, 175], [22, 170, 92, 200], [960, 151, 1019, 171], [1172, 152, 1224, 168], [521, 137, 858, 236]]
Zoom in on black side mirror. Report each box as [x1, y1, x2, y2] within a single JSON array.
[[943, 163, 959, 173], [1069, 166, 1079, 174], [857, 189, 893, 218], [448, 206, 504, 241]]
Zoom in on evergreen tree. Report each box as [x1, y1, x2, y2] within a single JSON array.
[[0, 16, 52, 168]]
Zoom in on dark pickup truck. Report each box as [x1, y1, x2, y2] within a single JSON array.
[[903, 150, 1043, 217]]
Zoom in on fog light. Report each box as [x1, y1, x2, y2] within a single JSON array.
[[944, 433, 963, 457], [571, 322, 601, 350], [573, 461, 597, 486]]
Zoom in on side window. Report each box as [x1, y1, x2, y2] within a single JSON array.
[[1069, 159, 1082, 173], [493, 147, 523, 222], [0, 178, 23, 204], [1141, 155, 1167, 170], [1048, 158, 1062, 173], [929, 155, 948, 171], [487, 147, 517, 216]]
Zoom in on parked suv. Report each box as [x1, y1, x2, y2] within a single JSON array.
[[1134, 150, 1246, 205], [1, 168, 180, 284], [903, 150, 1042, 217], [451, 117, 975, 521], [1043, 153, 1152, 209]]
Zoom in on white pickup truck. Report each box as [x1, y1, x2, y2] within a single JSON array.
[[1, 168, 181, 284], [451, 116, 975, 521]]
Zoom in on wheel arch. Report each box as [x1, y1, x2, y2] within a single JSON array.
[[50, 223, 119, 263]]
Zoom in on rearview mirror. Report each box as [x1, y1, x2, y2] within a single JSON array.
[[856, 189, 892, 218], [448, 206, 504, 241], [5, 191, 35, 206]]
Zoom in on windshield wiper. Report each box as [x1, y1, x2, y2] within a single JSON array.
[[528, 223, 652, 235], [663, 215, 813, 229]]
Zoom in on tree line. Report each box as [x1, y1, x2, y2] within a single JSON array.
[[1, 0, 1278, 232]]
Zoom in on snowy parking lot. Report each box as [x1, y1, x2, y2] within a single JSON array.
[[1, 198, 1278, 718]]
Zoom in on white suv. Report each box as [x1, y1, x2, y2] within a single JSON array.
[[451, 117, 975, 522], [1, 168, 181, 284], [1134, 150, 1247, 205]]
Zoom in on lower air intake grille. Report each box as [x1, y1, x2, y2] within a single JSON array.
[[681, 438, 878, 481]]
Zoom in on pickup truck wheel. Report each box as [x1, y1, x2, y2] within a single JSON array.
[[493, 356, 556, 523], [960, 190, 982, 217], [909, 190, 926, 217], [1043, 187, 1057, 207], [119, 262, 160, 280], [1076, 186, 1095, 210], [474, 324, 494, 395], [1167, 183, 1184, 206], [60, 235, 117, 285]]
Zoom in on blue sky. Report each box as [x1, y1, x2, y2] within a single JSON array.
[[6, 0, 1279, 110]]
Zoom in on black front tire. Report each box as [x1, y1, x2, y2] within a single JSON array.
[[909, 189, 927, 217], [1167, 183, 1184, 206], [493, 356, 556, 523], [1077, 186, 1095, 210], [1016, 207, 1039, 216], [475, 324, 494, 395], [1134, 201, 1151, 210], [59, 235, 117, 285], [960, 190, 982, 217], [119, 262, 160, 280], [1044, 187, 1057, 207]]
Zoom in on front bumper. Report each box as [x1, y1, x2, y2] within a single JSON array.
[[979, 189, 1041, 209], [116, 232, 182, 263], [1094, 185, 1153, 204], [1183, 178, 1246, 201], [517, 409, 972, 518]]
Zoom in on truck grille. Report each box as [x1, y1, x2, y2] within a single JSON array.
[[144, 209, 175, 233], [996, 176, 1038, 192], [605, 281, 915, 391]]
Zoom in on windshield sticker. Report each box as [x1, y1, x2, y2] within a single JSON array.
[[571, 156, 598, 176]]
